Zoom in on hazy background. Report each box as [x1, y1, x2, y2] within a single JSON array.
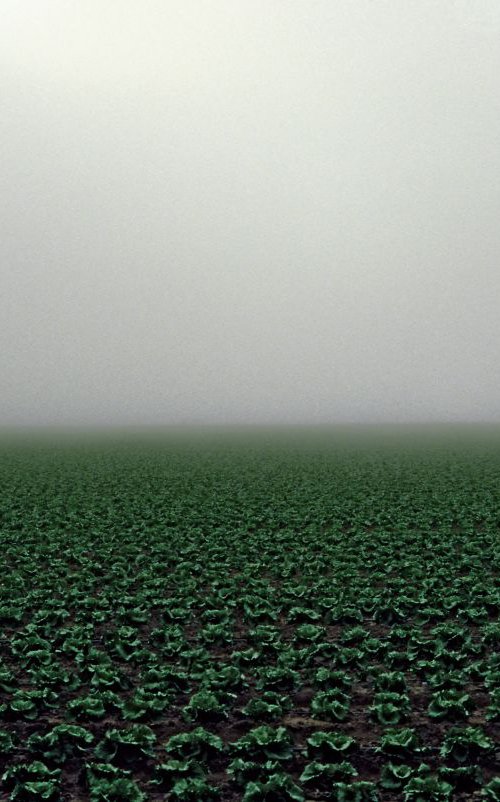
[[1, 0, 499, 427]]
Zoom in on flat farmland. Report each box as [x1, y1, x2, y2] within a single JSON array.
[[1, 428, 500, 801]]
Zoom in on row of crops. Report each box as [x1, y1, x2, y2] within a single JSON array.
[[1, 430, 500, 800]]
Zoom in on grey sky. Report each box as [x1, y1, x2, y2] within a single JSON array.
[[1, 0, 499, 425]]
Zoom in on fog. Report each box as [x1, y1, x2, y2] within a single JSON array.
[[1, 0, 499, 426]]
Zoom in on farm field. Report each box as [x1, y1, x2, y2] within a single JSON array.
[[1, 427, 500, 801]]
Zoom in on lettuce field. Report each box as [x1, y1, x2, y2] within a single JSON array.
[[2, 427, 500, 802]]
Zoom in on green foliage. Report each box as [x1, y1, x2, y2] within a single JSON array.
[[26, 725, 93, 763], [402, 775, 453, 801], [169, 778, 220, 801], [378, 728, 420, 758], [293, 624, 326, 643], [242, 773, 304, 802], [164, 728, 224, 762], [255, 667, 300, 691], [331, 780, 379, 801], [0, 729, 16, 755], [310, 689, 350, 721], [199, 665, 246, 693], [369, 692, 410, 725], [242, 693, 291, 721], [0, 690, 57, 721], [86, 763, 145, 802], [300, 761, 358, 785], [379, 762, 413, 790], [428, 690, 473, 720], [483, 778, 500, 800], [486, 688, 500, 720], [151, 758, 205, 788], [231, 726, 293, 761], [95, 725, 157, 762], [2, 763, 61, 802], [371, 670, 407, 693], [306, 731, 356, 760], [118, 690, 169, 722], [183, 691, 227, 722], [2, 434, 500, 800], [438, 764, 483, 791], [440, 727, 493, 764], [313, 668, 352, 690], [227, 758, 282, 786], [68, 692, 120, 720]]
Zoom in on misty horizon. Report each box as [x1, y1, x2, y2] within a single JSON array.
[[2, 0, 500, 426]]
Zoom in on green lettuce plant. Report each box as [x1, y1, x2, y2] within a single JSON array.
[[231, 727, 293, 761], [242, 773, 304, 802]]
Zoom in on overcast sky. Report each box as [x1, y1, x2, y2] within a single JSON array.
[[1, 0, 499, 426]]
